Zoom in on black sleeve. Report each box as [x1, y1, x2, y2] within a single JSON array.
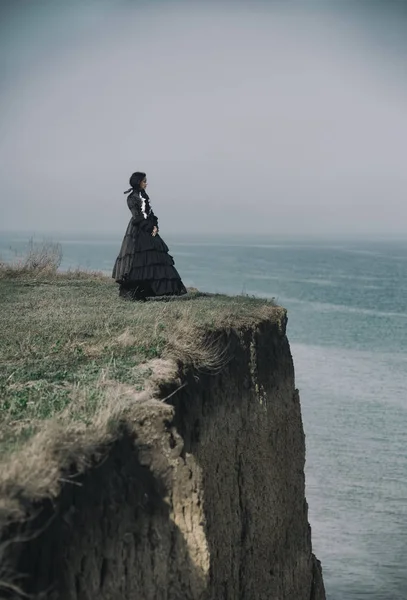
[[151, 211, 159, 231]]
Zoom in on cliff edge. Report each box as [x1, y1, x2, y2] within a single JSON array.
[[0, 276, 325, 600]]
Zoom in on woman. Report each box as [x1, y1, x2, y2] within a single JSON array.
[[112, 172, 187, 300]]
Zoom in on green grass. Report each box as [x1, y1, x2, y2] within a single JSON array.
[[0, 271, 278, 454]]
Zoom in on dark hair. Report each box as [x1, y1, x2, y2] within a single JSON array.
[[124, 172, 146, 194]]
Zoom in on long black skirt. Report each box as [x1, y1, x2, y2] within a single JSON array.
[[112, 221, 187, 299]]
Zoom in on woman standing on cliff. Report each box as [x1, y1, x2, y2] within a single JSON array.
[[112, 172, 187, 300]]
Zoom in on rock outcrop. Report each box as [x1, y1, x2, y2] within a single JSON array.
[[0, 311, 325, 599]]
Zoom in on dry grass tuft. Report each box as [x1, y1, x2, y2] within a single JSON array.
[[0, 238, 108, 282], [0, 238, 62, 279], [22, 238, 62, 272], [116, 328, 137, 347]]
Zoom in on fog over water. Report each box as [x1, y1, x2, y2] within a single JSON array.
[[1, 0, 407, 237]]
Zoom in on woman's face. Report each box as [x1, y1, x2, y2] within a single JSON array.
[[140, 177, 147, 190]]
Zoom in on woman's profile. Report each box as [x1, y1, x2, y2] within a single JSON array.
[[112, 172, 187, 300]]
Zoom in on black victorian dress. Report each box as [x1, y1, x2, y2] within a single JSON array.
[[112, 190, 187, 299]]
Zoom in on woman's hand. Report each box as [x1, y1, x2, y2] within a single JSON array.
[[152, 226, 158, 237]]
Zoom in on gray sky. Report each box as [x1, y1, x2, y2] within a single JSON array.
[[1, 0, 407, 236]]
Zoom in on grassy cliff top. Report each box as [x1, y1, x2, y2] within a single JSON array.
[[0, 268, 282, 455]]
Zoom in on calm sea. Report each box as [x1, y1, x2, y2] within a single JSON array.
[[1, 231, 406, 600]]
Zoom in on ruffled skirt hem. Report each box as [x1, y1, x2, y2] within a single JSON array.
[[113, 228, 187, 299]]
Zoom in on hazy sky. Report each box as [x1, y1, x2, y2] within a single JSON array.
[[1, 0, 407, 236]]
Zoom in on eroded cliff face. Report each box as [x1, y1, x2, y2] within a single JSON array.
[[0, 314, 325, 600]]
